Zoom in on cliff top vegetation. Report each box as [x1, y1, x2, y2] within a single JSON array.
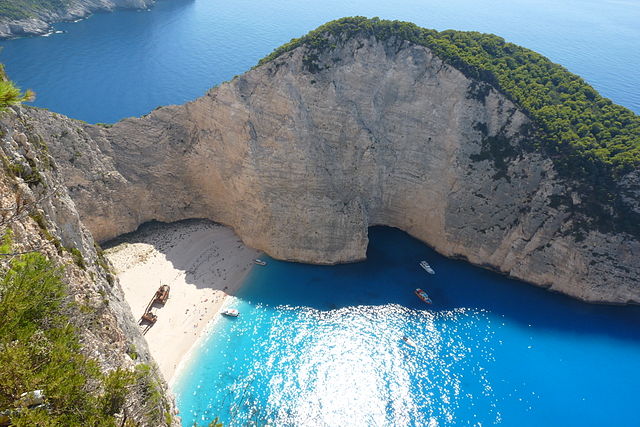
[[259, 17, 640, 180], [0, 0, 70, 20]]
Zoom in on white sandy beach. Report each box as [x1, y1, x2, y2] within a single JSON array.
[[104, 220, 259, 383]]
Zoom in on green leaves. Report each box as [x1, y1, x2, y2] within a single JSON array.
[[0, 244, 135, 425], [0, 253, 65, 340], [0, 0, 71, 20], [0, 64, 34, 111], [100, 369, 136, 418], [258, 17, 640, 175], [0, 80, 34, 110]]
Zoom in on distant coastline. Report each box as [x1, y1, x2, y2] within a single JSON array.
[[0, 0, 157, 39]]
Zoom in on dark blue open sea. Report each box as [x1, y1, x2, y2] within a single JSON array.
[[0, 0, 639, 122], [1, 0, 639, 425]]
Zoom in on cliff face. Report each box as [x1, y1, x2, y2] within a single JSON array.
[[22, 34, 640, 304], [0, 0, 155, 39], [0, 108, 178, 425]]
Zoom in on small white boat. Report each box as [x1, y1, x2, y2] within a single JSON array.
[[221, 309, 239, 317], [253, 259, 267, 266], [401, 336, 417, 348], [419, 260, 435, 274]]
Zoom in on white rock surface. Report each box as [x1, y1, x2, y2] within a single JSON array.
[[21, 35, 640, 304]]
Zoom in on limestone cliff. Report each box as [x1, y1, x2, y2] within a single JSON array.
[[16, 31, 640, 304], [0, 0, 156, 39], [0, 108, 178, 425]]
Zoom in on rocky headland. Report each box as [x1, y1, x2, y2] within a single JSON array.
[[1, 16, 639, 424], [7, 18, 636, 304], [0, 0, 156, 39]]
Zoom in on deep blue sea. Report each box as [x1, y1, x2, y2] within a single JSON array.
[[1, 0, 639, 425], [0, 0, 639, 123]]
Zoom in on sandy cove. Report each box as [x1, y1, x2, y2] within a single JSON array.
[[104, 220, 259, 383]]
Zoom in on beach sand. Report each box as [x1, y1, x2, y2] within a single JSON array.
[[104, 220, 259, 383]]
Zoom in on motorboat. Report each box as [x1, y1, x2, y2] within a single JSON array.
[[253, 259, 267, 266], [401, 336, 417, 348], [221, 308, 239, 317], [419, 260, 435, 274], [415, 288, 432, 304]]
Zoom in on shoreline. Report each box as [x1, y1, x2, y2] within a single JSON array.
[[168, 294, 234, 388], [104, 219, 258, 383], [0, 2, 155, 40]]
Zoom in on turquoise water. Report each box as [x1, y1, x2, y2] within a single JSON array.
[[0, 0, 639, 123], [1, 1, 639, 424], [174, 227, 640, 426]]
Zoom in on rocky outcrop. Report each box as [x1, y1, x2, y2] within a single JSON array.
[[16, 34, 640, 304], [0, 0, 156, 39], [0, 108, 178, 425]]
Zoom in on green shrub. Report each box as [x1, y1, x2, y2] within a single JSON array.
[[0, 64, 34, 110], [0, 237, 133, 425], [258, 17, 640, 236], [66, 246, 86, 269], [258, 17, 640, 175], [133, 364, 172, 426], [0, 0, 71, 20]]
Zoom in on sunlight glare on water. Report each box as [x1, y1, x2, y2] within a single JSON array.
[[266, 305, 421, 426], [174, 227, 640, 426], [1, 0, 638, 423], [181, 303, 504, 426]]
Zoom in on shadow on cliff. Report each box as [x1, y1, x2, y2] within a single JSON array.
[[236, 226, 640, 344]]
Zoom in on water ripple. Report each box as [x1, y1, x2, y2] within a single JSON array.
[[175, 228, 640, 426]]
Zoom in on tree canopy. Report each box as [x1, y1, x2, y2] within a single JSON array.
[[0, 0, 70, 21], [259, 17, 640, 178]]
